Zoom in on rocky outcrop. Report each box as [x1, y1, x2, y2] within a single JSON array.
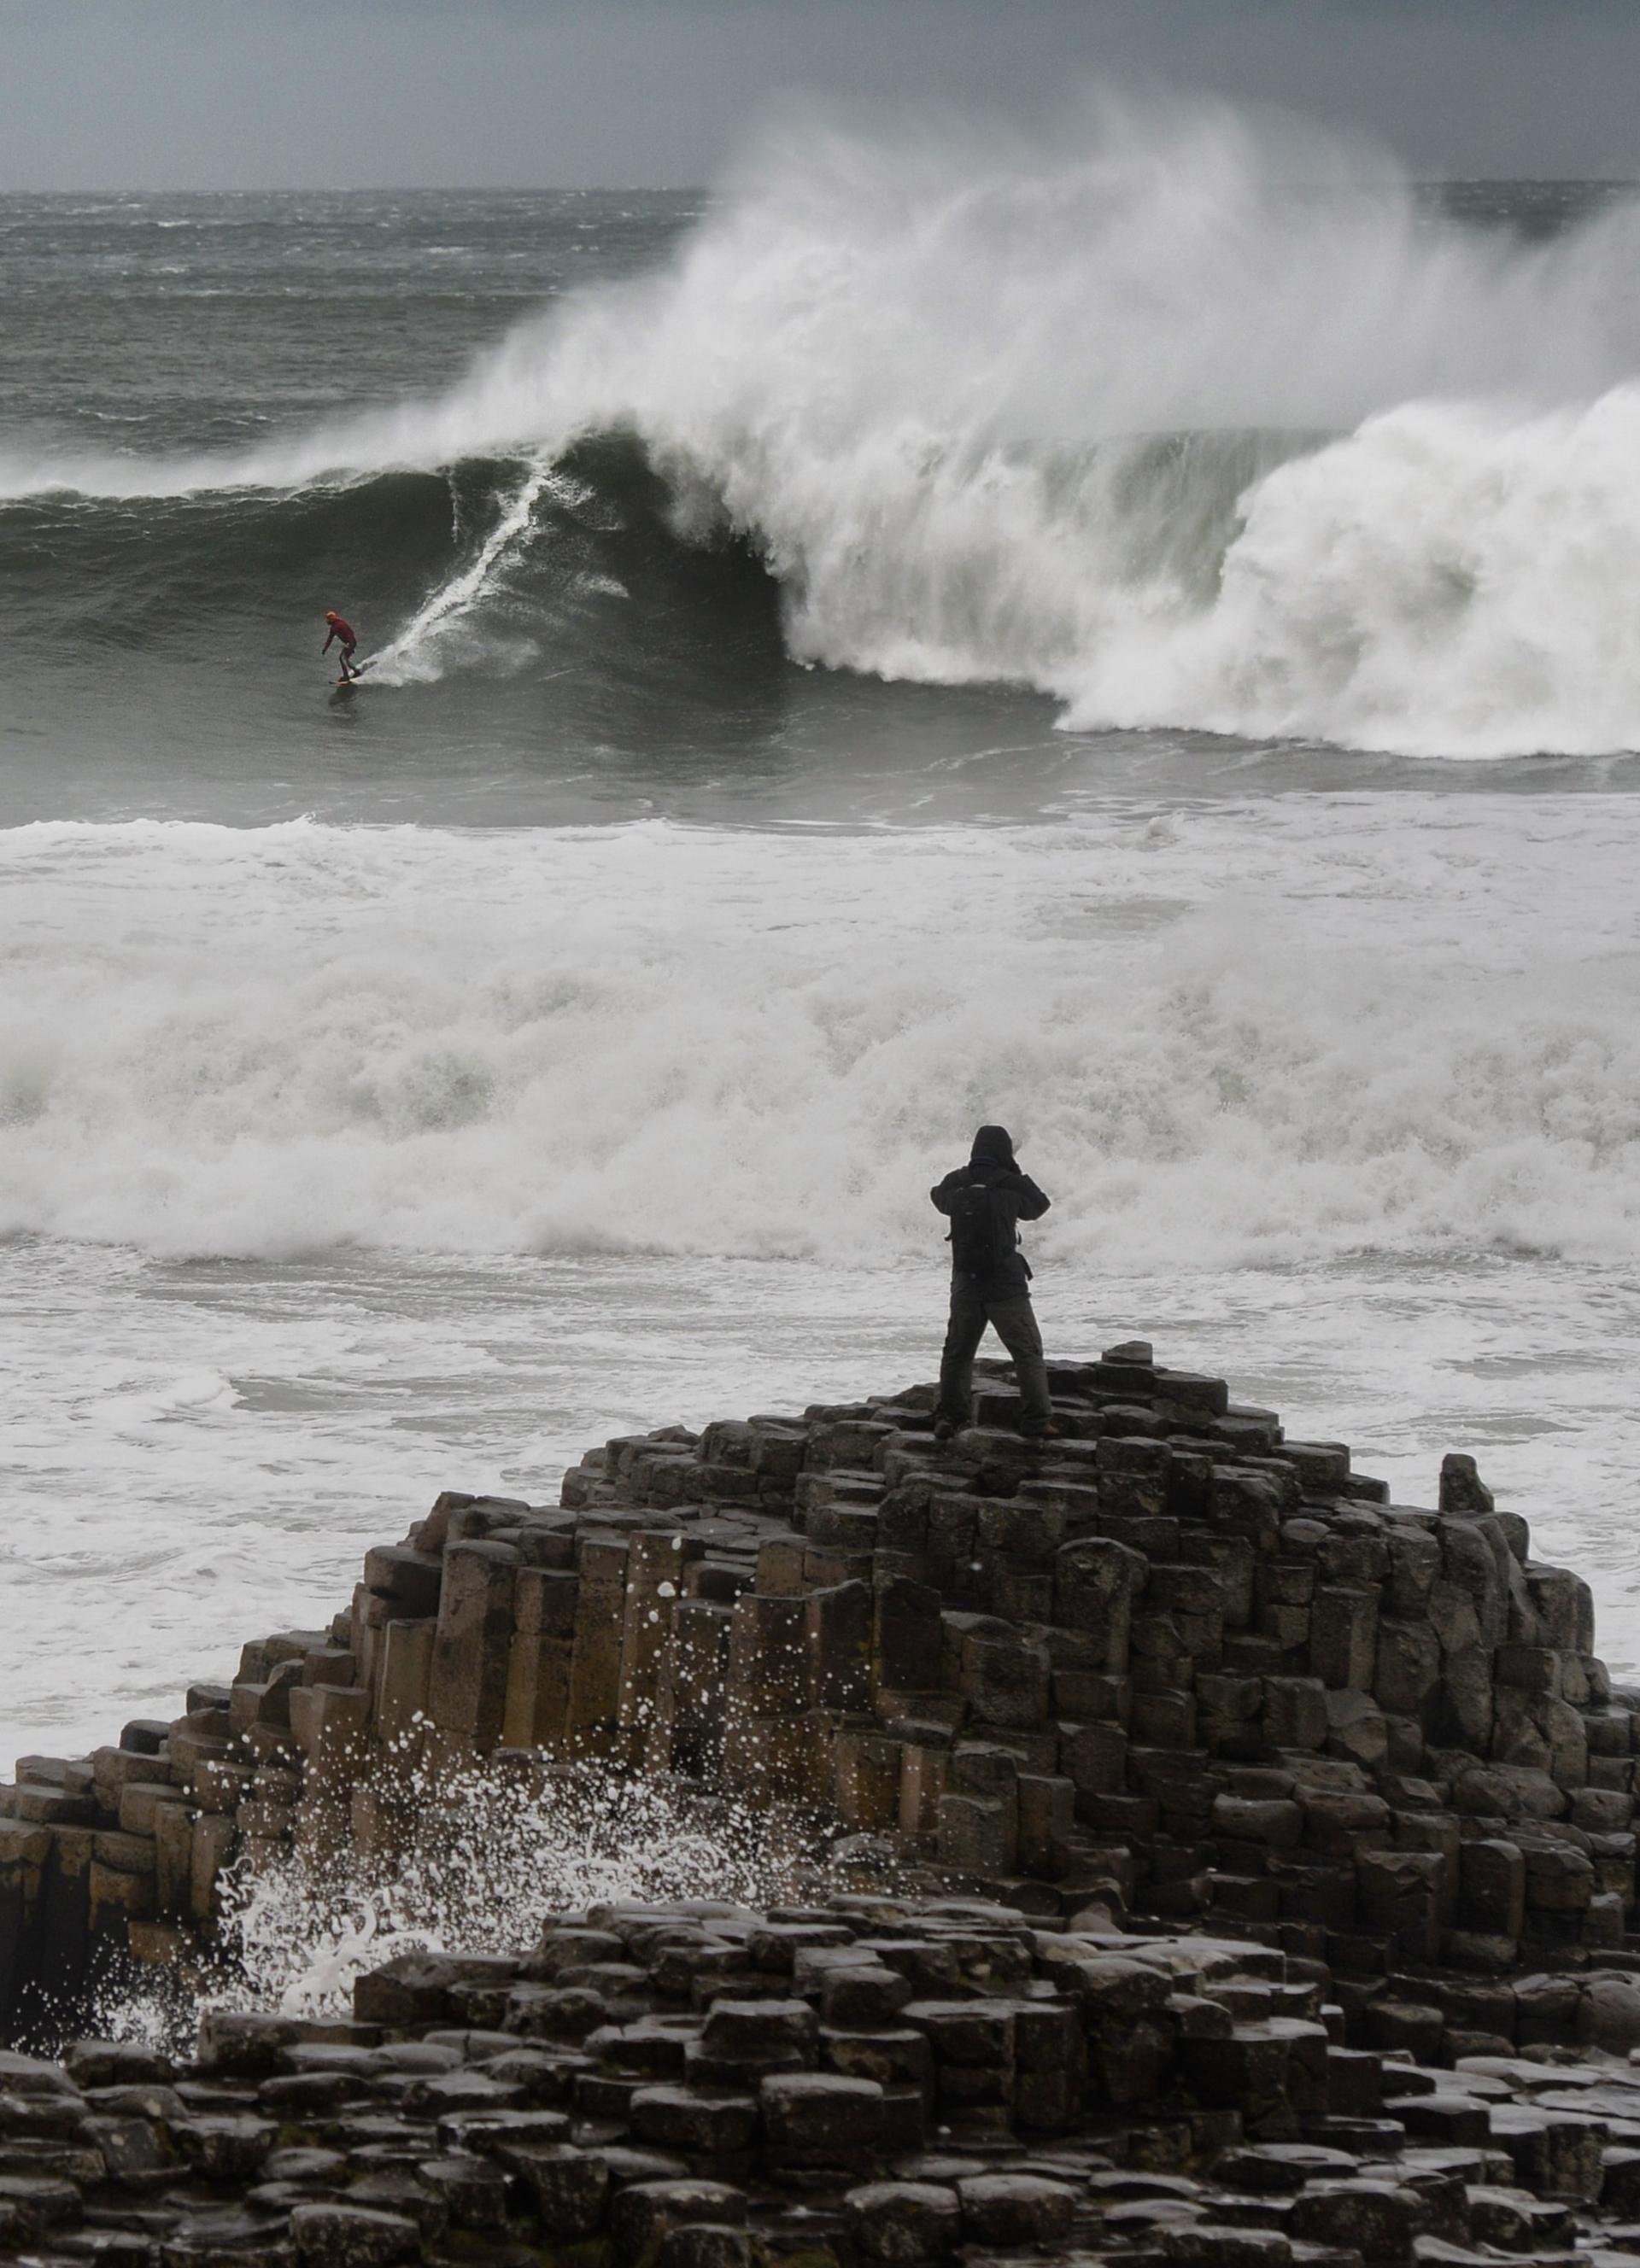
[[7, 1338, 1640, 2260], [7, 1890, 1640, 2263]]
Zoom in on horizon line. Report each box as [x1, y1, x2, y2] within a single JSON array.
[[2, 173, 1637, 198]]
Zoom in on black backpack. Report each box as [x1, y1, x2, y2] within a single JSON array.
[[946, 1175, 1018, 1280]]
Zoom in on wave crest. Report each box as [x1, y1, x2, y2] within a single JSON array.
[[11, 94, 1640, 752]]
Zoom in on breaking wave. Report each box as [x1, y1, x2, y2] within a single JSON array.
[[8, 97, 1640, 750]]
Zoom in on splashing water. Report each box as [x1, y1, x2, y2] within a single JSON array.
[[77, 1743, 853, 2055]]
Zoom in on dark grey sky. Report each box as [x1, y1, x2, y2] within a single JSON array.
[[2, 0, 1637, 190]]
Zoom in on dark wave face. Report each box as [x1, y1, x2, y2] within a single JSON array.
[[0, 436, 1034, 826], [2, 443, 778, 688], [0, 187, 1083, 826]]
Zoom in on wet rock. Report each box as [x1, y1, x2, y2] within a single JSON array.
[[400, 2066, 526, 2116], [62, 2040, 174, 2089], [610, 2177, 749, 2264], [1489, 2103, 1606, 2200], [814, 1967, 911, 2030], [659, 2227, 751, 2268], [262, 2147, 348, 2186], [414, 2151, 507, 2228], [506, 2142, 611, 2236], [0, 2172, 83, 2236], [1578, 1973, 1640, 2054], [1159, 2232, 1292, 2268], [353, 1951, 519, 2028], [435, 2104, 571, 2155], [956, 2172, 1075, 2247], [699, 1999, 817, 2072], [1289, 2178, 1422, 2264], [0, 2049, 85, 2097], [505, 1982, 608, 2040], [84, 2110, 173, 2184], [630, 2085, 758, 2155], [289, 2202, 420, 2267], [844, 2180, 962, 2262], [1215, 2143, 1361, 2192], [1467, 2183, 1575, 2248], [195, 2013, 308, 2079], [760, 2071, 883, 2159], [343, 2172, 448, 2243], [173, 2114, 279, 2183]]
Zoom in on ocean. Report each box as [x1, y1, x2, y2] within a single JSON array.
[[8, 102, 1640, 1771]]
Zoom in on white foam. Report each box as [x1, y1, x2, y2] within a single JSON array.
[[5, 803, 1640, 1271], [9, 96, 1640, 753], [93, 1367, 239, 1435], [1058, 390, 1640, 757]]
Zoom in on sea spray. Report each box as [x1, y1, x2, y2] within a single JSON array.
[[70, 1744, 843, 2057]]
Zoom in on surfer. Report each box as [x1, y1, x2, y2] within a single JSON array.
[[322, 610, 361, 681]]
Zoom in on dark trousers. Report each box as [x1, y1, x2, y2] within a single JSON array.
[[936, 1274, 1052, 1433]]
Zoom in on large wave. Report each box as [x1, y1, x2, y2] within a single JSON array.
[[6, 808, 1640, 1270], [11, 94, 1640, 752]]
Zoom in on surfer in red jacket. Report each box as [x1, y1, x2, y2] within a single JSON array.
[[322, 611, 360, 681]]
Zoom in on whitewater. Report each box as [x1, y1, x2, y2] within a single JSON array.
[[5, 802, 1640, 1269]]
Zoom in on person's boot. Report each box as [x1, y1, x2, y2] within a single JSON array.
[[933, 1418, 956, 1445]]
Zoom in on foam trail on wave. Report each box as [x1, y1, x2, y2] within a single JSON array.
[[369, 459, 563, 683]]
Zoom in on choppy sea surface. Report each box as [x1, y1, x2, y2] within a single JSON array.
[[8, 108, 1640, 1764]]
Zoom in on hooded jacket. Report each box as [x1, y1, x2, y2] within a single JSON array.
[[930, 1124, 1051, 1292]]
